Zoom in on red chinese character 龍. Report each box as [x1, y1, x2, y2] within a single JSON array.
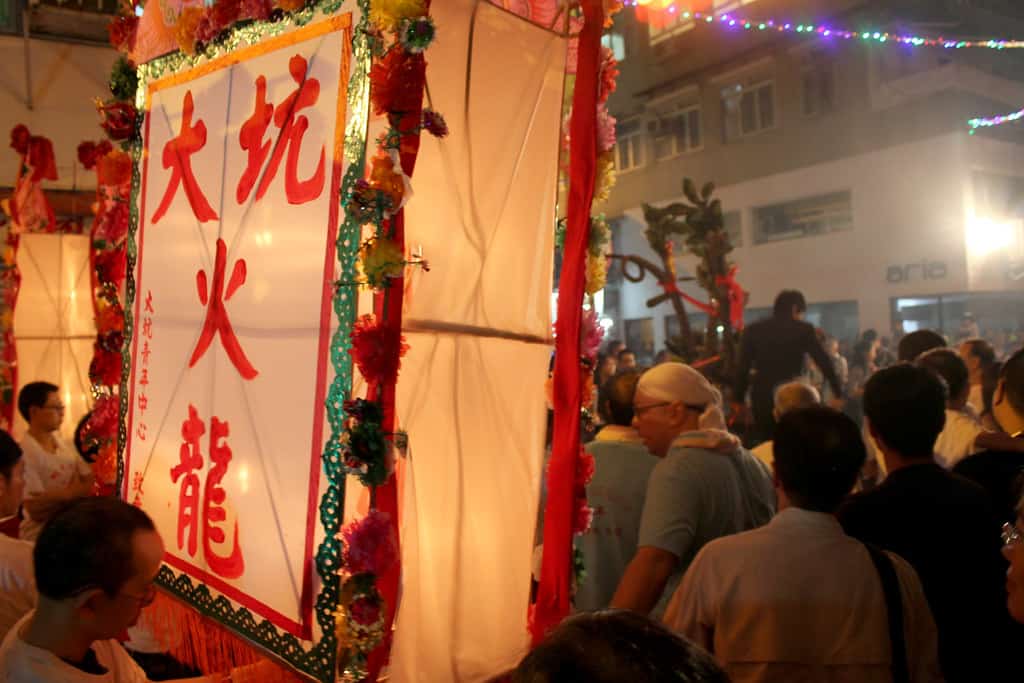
[[170, 405, 205, 558], [189, 238, 258, 380], [152, 90, 219, 225], [236, 55, 325, 206], [169, 404, 245, 579]]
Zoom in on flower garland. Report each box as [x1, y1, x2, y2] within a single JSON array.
[[334, 0, 440, 679], [78, 83, 137, 490], [0, 217, 18, 432]]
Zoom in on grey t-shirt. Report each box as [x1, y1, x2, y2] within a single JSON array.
[[576, 430, 658, 612], [638, 436, 776, 617]]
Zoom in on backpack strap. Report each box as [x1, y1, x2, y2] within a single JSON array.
[[864, 543, 909, 683]]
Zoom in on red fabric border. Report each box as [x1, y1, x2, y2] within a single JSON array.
[[531, 0, 604, 644]]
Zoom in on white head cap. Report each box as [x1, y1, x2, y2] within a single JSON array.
[[637, 362, 725, 430]]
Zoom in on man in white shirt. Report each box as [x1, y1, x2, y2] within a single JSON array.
[[0, 429, 35, 638], [750, 381, 819, 470], [664, 405, 943, 683], [0, 497, 225, 683], [17, 382, 94, 540]]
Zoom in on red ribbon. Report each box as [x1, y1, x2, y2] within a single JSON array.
[[715, 264, 745, 330], [531, 0, 603, 644]]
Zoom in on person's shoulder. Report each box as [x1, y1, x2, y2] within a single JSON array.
[[0, 535, 34, 576], [837, 488, 886, 524], [0, 619, 52, 683], [955, 449, 1024, 475]]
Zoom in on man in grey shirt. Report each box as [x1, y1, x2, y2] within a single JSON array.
[[576, 371, 657, 611], [611, 362, 776, 617]]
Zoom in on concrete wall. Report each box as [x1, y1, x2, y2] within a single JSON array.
[[609, 132, 1024, 353], [0, 35, 118, 192]]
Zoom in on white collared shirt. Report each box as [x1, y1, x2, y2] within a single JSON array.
[[664, 507, 943, 683], [0, 535, 34, 640]]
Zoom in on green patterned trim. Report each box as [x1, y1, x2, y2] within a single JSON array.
[[118, 2, 370, 680]]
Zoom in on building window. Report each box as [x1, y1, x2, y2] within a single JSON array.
[[722, 80, 775, 141], [650, 104, 702, 160], [601, 31, 626, 61], [724, 210, 742, 247], [753, 191, 853, 244], [615, 119, 645, 172], [802, 58, 835, 116]]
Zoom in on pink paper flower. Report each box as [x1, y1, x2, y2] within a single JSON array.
[[596, 104, 616, 155], [573, 499, 593, 535], [341, 510, 399, 576], [580, 308, 604, 362]]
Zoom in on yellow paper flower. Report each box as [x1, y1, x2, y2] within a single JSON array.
[[370, 0, 425, 31], [174, 6, 203, 55], [585, 252, 607, 295], [368, 152, 405, 210], [360, 238, 405, 289], [593, 152, 616, 205]]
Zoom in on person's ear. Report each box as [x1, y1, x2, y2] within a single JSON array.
[[71, 587, 107, 619]]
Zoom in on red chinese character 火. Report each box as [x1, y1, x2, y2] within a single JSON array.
[[235, 55, 325, 206], [189, 238, 258, 380], [152, 90, 219, 224], [170, 405, 205, 557], [169, 404, 245, 579]]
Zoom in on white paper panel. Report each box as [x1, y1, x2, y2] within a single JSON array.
[[401, 0, 565, 340], [13, 233, 96, 439], [125, 19, 350, 639], [391, 332, 549, 682]]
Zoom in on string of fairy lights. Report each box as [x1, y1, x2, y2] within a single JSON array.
[[620, 1, 1024, 131]]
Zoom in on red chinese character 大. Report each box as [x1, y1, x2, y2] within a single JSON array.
[[189, 238, 258, 380], [236, 55, 325, 206], [145, 290, 155, 314], [152, 90, 219, 225], [169, 404, 245, 579]]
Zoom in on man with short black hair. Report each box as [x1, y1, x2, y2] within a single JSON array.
[[665, 407, 941, 681], [839, 364, 1010, 682], [617, 348, 637, 372], [0, 430, 34, 638], [0, 497, 159, 681], [733, 290, 843, 443], [897, 329, 946, 362], [577, 371, 658, 611], [17, 382, 93, 541]]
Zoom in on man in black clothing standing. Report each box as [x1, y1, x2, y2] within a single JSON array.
[[733, 290, 843, 443], [838, 364, 1011, 682], [954, 347, 1024, 522]]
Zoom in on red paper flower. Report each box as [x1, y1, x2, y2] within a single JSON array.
[[94, 200, 129, 244], [598, 47, 619, 104], [575, 451, 595, 489], [96, 299, 125, 335], [89, 347, 123, 387], [107, 15, 139, 53], [421, 109, 448, 138], [95, 245, 127, 285], [349, 314, 409, 385], [98, 330, 125, 353], [349, 595, 382, 626], [97, 150, 132, 187], [9, 125, 29, 155], [342, 510, 399, 576], [78, 140, 114, 170], [87, 394, 120, 439], [239, 0, 272, 21], [97, 101, 138, 142], [194, 12, 220, 45], [209, 0, 241, 32], [370, 48, 426, 116], [573, 498, 594, 535]]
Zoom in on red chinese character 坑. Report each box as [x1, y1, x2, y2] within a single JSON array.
[[152, 90, 219, 224], [236, 55, 325, 206], [189, 238, 258, 380]]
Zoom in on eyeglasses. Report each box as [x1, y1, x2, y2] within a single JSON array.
[[119, 583, 157, 607], [633, 401, 671, 417], [1002, 522, 1023, 549]]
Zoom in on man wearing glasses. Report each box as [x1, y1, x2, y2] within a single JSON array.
[[17, 382, 93, 541]]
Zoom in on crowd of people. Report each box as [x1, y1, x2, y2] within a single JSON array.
[[4, 289, 1024, 681], [530, 289, 1024, 682]]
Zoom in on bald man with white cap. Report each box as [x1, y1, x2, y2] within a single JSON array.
[[610, 363, 776, 617]]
